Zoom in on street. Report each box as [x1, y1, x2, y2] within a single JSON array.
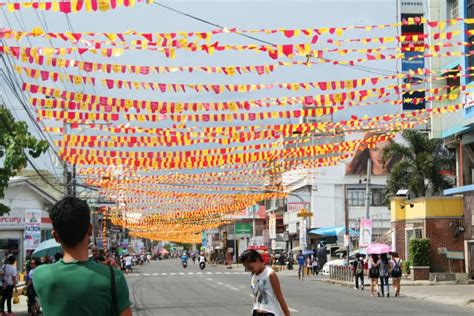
[[127, 259, 473, 316]]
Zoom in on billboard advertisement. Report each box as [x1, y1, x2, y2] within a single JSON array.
[[401, 1, 425, 111], [346, 132, 402, 176]]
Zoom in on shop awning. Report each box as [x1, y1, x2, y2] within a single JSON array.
[[309, 226, 359, 237]]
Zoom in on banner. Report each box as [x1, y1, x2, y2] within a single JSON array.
[[269, 214, 276, 239], [24, 210, 42, 250], [359, 218, 373, 247], [299, 219, 307, 248]]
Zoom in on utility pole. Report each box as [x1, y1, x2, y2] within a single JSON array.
[[365, 159, 372, 219], [343, 184, 350, 266]]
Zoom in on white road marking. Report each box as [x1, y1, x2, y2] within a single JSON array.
[[225, 272, 231, 274], [197, 272, 202, 274], [289, 307, 299, 313], [161, 273, 167, 275], [207, 278, 213, 281], [170, 273, 176, 275], [179, 272, 185, 275], [206, 272, 213, 274], [188, 272, 194, 275], [144, 273, 150, 276], [216, 272, 222, 274], [217, 282, 224, 285], [152, 273, 158, 276]]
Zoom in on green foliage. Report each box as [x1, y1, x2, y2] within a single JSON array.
[[404, 258, 412, 274], [382, 130, 454, 200], [0, 106, 49, 215], [408, 238, 431, 267]]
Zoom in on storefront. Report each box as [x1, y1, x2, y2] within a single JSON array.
[[0, 178, 57, 271]]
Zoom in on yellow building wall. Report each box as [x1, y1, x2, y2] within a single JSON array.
[[391, 196, 463, 221]]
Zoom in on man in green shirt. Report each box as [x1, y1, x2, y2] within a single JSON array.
[[33, 197, 132, 316]]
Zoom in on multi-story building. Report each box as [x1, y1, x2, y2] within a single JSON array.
[[421, 0, 474, 278]]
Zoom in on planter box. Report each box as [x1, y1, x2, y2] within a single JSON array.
[[410, 266, 430, 281]]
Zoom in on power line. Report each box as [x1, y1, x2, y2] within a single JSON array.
[[152, 1, 403, 76]]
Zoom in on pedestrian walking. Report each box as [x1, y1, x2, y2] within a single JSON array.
[[352, 255, 365, 290], [278, 252, 285, 270], [297, 251, 305, 280], [305, 256, 312, 276], [368, 254, 380, 297], [379, 253, 391, 297], [26, 258, 40, 316], [2, 255, 17, 315], [33, 197, 132, 316], [390, 252, 403, 297], [240, 249, 291, 316], [312, 257, 319, 276]]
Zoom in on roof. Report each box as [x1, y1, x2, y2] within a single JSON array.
[[7, 177, 59, 205]]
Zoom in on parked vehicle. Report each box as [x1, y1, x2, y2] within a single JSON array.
[[320, 259, 346, 276]]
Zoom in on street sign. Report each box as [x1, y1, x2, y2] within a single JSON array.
[[297, 208, 313, 217]]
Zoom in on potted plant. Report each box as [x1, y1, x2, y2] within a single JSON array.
[[408, 238, 431, 280]]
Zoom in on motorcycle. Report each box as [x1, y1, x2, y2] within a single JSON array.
[[182, 260, 188, 269], [199, 261, 206, 270]]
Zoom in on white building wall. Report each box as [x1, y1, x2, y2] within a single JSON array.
[[0, 181, 54, 271]]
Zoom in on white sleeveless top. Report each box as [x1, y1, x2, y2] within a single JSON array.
[[251, 266, 281, 316]]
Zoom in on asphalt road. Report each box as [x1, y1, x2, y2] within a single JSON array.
[[126, 259, 473, 316]]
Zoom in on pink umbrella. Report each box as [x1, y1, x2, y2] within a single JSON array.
[[366, 243, 392, 255]]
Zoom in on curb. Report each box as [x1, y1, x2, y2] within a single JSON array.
[[320, 278, 459, 287]]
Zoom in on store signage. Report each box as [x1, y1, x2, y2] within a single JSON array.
[[400, 2, 425, 111], [24, 210, 42, 250], [235, 223, 252, 236]]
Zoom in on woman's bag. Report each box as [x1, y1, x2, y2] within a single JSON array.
[[13, 289, 20, 304]]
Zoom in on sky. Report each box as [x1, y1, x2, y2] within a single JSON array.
[[0, 0, 401, 184]]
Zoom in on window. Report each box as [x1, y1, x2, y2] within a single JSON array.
[[347, 189, 366, 206], [371, 188, 384, 206], [443, 66, 461, 95], [447, 0, 459, 20], [347, 188, 385, 207]]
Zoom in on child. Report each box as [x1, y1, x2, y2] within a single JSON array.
[[240, 249, 291, 316]]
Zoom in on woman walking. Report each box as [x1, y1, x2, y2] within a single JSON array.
[[391, 252, 403, 297], [368, 254, 380, 297], [379, 253, 391, 297], [2, 255, 17, 315], [240, 249, 291, 316], [305, 256, 312, 277]]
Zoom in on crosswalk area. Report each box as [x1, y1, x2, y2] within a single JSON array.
[[126, 271, 248, 278]]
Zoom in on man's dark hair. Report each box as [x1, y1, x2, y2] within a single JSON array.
[[240, 249, 262, 263], [49, 197, 91, 247], [7, 256, 15, 265]]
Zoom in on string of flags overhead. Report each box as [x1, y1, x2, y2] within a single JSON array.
[[0, 10, 467, 243]]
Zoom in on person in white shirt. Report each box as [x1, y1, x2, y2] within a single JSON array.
[[240, 249, 290, 316], [2, 256, 17, 315], [124, 255, 133, 274]]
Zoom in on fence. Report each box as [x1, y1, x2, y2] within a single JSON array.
[[329, 265, 353, 282]]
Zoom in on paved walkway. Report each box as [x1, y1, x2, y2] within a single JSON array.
[[224, 264, 474, 308]]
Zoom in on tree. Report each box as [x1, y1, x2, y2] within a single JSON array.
[[382, 130, 454, 199], [0, 106, 49, 215]]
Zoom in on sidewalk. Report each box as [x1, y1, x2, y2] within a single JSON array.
[[220, 263, 474, 308], [315, 275, 474, 308]]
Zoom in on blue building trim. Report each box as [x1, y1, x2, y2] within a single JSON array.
[[441, 124, 470, 138], [444, 184, 474, 196]]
